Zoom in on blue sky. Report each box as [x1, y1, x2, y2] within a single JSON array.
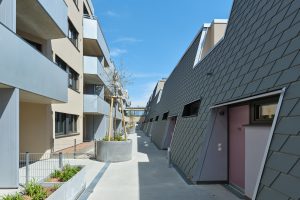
[[94, 0, 233, 107]]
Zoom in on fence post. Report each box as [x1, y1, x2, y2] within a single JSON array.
[[25, 152, 29, 184], [73, 139, 77, 159], [59, 152, 63, 169], [94, 140, 97, 159], [167, 147, 172, 168]]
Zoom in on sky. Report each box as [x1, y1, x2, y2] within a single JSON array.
[[93, 0, 233, 107]]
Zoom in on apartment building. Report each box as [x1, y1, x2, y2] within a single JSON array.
[[143, 0, 300, 199], [0, 0, 68, 188], [82, 2, 126, 142], [0, 0, 128, 188]]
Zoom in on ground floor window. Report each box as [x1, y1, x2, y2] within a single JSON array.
[[55, 112, 78, 137], [251, 97, 278, 124]]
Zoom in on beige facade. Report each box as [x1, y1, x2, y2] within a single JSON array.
[[51, 0, 84, 151]]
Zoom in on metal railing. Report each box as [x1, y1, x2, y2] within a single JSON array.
[[19, 153, 66, 185], [19, 140, 96, 185]]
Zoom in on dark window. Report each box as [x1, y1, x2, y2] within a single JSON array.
[[162, 112, 169, 120], [55, 55, 67, 71], [83, 4, 89, 15], [68, 68, 79, 91], [150, 118, 153, 122], [68, 19, 79, 48], [251, 97, 278, 124], [25, 39, 42, 52], [55, 112, 78, 137], [155, 116, 159, 121], [55, 55, 79, 91], [182, 100, 201, 117]]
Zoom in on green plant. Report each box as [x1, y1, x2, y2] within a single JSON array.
[[49, 165, 81, 182], [24, 180, 47, 200], [51, 184, 60, 191], [2, 193, 23, 200], [50, 169, 61, 179], [102, 133, 125, 141]]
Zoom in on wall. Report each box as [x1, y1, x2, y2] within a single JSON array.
[[0, 88, 19, 188], [0, 0, 16, 31], [144, 0, 300, 199], [84, 114, 106, 141], [245, 125, 271, 198], [51, 0, 84, 151], [20, 102, 52, 154], [197, 107, 228, 182]]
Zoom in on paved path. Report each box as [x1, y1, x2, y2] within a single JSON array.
[[88, 131, 240, 200]]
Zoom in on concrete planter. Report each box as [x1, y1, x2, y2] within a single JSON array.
[[45, 166, 86, 200], [96, 139, 132, 162], [127, 127, 136, 134]]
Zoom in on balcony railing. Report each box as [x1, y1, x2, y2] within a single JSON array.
[[84, 94, 110, 115], [83, 15, 110, 62], [0, 23, 68, 103]]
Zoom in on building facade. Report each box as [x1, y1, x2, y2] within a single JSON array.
[[143, 0, 300, 199], [0, 0, 128, 188]]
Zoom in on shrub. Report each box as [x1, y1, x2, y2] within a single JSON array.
[[24, 180, 47, 200], [49, 165, 81, 182], [2, 193, 23, 200]]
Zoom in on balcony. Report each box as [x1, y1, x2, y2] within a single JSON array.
[[17, 0, 68, 39], [83, 16, 110, 62], [0, 23, 68, 103], [84, 56, 111, 87], [84, 95, 110, 115]]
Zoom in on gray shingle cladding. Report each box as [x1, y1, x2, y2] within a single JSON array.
[[143, 0, 300, 199]]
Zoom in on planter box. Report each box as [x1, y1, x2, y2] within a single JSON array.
[[45, 166, 86, 200], [96, 139, 132, 162], [127, 127, 136, 134]]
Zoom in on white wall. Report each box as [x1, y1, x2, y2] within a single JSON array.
[[245, 125, 271, 198], [0, 0, 16, 32], [0, 88, 19, 188]]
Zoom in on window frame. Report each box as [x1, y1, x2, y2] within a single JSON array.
[[55, 112, 79, 138], [182, 99, 201, 117], [55, 55, 79, 92], [68, 19, 79, 48], [162, 112, 169, 120], [250, 97, 278, 125]]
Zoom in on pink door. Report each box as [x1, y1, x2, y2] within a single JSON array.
[[229, 105, 249, 190]]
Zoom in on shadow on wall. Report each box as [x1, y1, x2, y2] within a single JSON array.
[[0, 89, 13, 118], [20, 102, 53, 158]]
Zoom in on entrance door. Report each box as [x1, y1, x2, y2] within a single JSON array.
[[164, 117, 177, 148], [229, 105, 249, 190]]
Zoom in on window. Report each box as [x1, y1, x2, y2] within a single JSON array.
[[162, 112, 169, 120], [55, 55, 67, 71], [83, 4, 89, 15], [182, 100, 201, 117], [68, 19, 78, 48], [68, 68, 79, 91], [251, 97, 278, 124], [150, 118, 153, 122], [55, 55, 79, 91], [155, 116, 159, 121], [55, 112, 78, 137]]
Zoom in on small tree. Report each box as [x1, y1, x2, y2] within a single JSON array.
[[107, 65, 131, 141]]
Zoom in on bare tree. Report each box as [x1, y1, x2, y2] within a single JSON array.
[[107, 63, 132, 138]]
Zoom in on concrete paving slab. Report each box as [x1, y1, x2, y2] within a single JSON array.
[[88, 131, 241, 200]]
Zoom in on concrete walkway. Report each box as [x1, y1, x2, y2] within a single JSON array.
[[88, 131, 241, 200]]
